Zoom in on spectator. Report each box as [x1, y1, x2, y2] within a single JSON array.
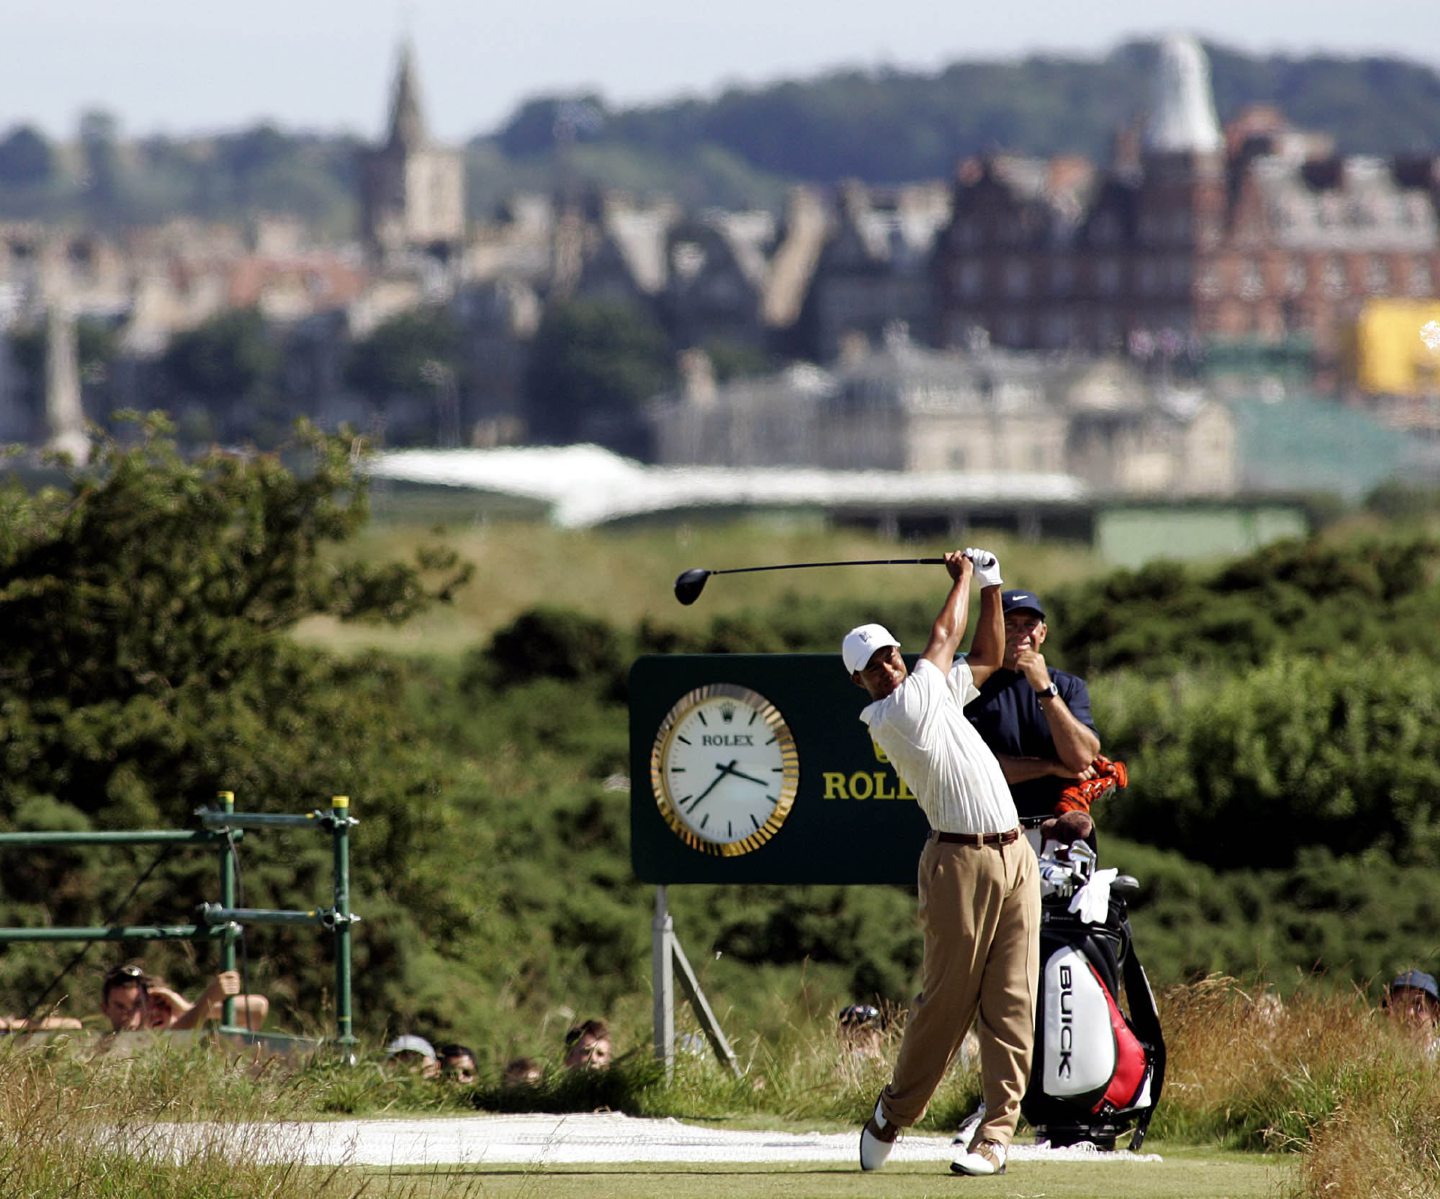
[[837, 1004, 885, 1062], [502, 1056, 543, 1087], [148, 971, 269, 1031], [964, 590, 1107, 844], [437, 1042, 478, 1083], [385, 1034, 441, 1079], [1383, 970, 1440, 1054], [100, 963, 153, 1031], [101, 963, 269, 1033], [563, 1019, 612, 1070]]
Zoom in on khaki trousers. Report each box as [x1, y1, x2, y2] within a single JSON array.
[[879, 834, 1040, 1147]]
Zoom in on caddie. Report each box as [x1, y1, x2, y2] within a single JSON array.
[[965, 589, 1110, 842]]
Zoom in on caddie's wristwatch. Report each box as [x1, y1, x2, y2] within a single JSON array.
[[1036, 682, 1060, 701]]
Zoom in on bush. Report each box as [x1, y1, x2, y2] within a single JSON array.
[[1096, 651, 1440, 868]]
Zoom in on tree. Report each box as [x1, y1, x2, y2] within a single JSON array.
[[0, 125, 55, 187], [523, 298, 672, 454], [78, 108, 124, 214], [6, 316, 121, 403], [343, 305, 461, 406], [161, 307, 280, 408], [496, 95, 609, 158], [0, 416, 471, 1029]]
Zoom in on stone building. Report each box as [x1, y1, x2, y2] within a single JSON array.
[[650, 327, 1236, 497], [797, 181, 952, 361], [933, 34, 1440, 386]]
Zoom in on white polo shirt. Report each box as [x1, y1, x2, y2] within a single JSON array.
[[860, 657, 1018, 836]]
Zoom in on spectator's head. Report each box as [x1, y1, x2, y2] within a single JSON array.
[[563, 1019, 612, 1070], [1385, 970, 1440, 1030], [837, 1003, 885, 1059], [436, 1042, 478, 1084], [502, 1056, 543, 1088], [1000, 590, 1048, 666], [384, 1034, 441, 1079], [100, 963, 150, 1031], [142, 976, 180, 1030]]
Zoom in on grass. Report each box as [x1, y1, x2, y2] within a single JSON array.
[[363, 1151, 1293, 1199], [7, 974, 1440, 1198], [293, 512, 1104, 658]]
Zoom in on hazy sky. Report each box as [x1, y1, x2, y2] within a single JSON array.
[[7, 1, 1440, 142]]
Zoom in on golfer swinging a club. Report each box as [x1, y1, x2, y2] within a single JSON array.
[[844, 548, 1039, 1178]]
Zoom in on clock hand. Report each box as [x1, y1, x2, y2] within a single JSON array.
[[716, 762, 770, 788], [684, 761, 737, 812]]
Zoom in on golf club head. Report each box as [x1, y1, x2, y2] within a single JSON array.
[[674, 568, 711, 605]]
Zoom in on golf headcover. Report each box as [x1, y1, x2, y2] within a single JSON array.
[[965, 547, 1003, 589], [1039, 809, 1095, 847], [1054, 756, 1128, 816]]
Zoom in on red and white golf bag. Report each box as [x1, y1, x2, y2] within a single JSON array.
[[1021, 845, 1166, 1151]]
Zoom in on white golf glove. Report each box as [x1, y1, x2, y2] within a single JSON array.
[[965, 547, 1003, 589]]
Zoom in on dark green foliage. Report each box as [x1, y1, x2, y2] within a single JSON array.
[[1097, 652, 1440, 868], [1366, 482, 1440, 521], [532, 41, 1440, 187], [1034, 534, 1440, 867], [342, 305, 462, 406], [10, 46, 1440, 229], [700, 340, 778, 383], [523, 299, 672, 454], [474, 606, 629, 694], [0, 125, 55, 186], [160, 308, 280, 405], [1050, 535, 1440, 676], [4, 317, 121, 406], [495, 95, 610, 157], [1107, 838, 1440, 991], [0, 417, 470, 1030]]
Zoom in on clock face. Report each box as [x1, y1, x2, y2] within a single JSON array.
[[650, 683, 799, 857]]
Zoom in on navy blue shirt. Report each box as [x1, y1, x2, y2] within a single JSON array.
[[964, 668, 1096, 821]]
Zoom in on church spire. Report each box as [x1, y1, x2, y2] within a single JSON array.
[[386, 40, 428, 151], [1144, 34, 1223, 154]]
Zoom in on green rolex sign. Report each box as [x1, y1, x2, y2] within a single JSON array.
[[630, 655, 931, 884]]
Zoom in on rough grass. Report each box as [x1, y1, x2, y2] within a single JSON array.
[[293, 514, 1102, 658], [0, 1034, 478, 1199], [1149, 975, 1440, 1199], [4, 977, 1434, 1199]]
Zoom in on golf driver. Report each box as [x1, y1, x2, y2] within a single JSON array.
[[675, 557, 964, 605]]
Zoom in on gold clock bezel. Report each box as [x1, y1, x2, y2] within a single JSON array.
[[650, 683, 800, 857]]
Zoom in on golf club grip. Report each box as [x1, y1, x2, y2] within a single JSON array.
[[713, 558, 948, 576]]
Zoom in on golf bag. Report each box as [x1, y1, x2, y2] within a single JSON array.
[[1021, 841, 1166, 1151]]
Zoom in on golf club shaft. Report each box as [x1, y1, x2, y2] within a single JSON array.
[[709, 558, 946, 577]]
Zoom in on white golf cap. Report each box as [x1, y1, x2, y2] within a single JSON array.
[[842, 623, 901, 674]]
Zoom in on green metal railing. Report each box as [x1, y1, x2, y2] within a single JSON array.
[[0, 791, 359, 1054]]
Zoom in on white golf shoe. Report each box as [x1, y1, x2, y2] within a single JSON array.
[[951, 1138, 1007, 1176], [859, 1099, 899, 1171]]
